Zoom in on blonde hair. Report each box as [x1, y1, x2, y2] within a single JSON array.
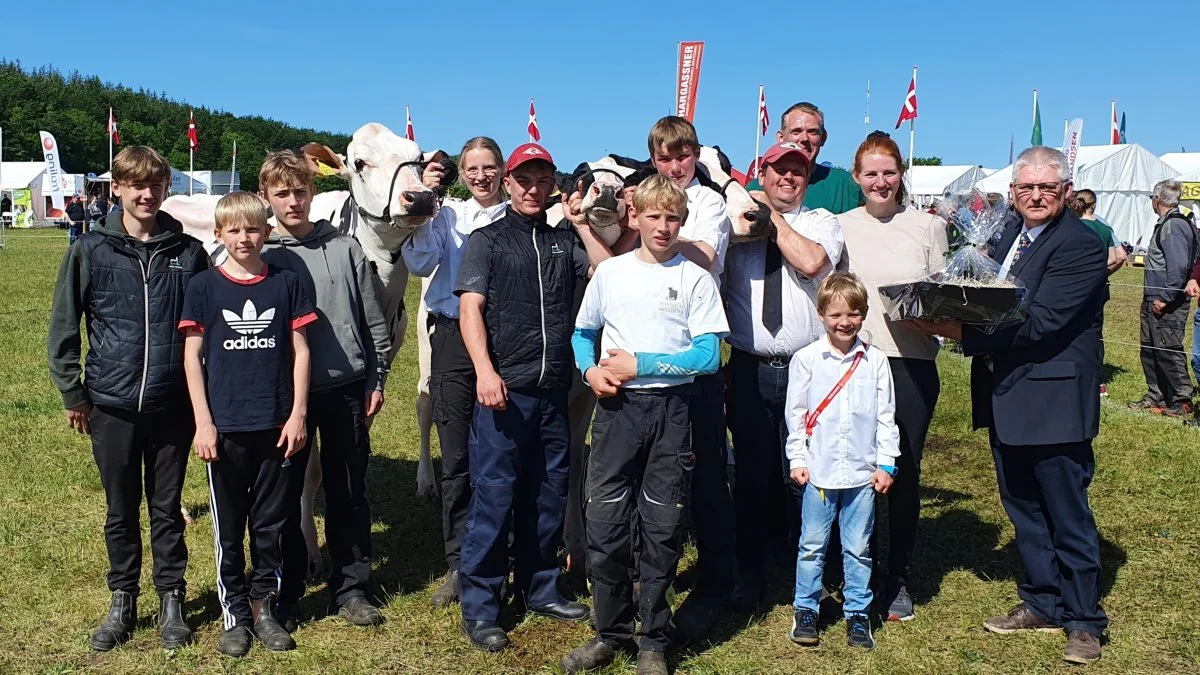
[[259, 150, 314, 191], [633, 174, 687, 214], [647, 116, 700, 157], [215, 191, 270, 232], [816, 272, 869, 314], [111, 146, 171, 186]]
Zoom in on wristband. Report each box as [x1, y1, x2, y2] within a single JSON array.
[[879, 464, 898, 476]]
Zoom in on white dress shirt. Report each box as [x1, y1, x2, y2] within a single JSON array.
[[683, 178, 731, 285], [783, 335, 901, 489], [401, 198, 507, 318], [997, 222, 1049, 278], [724, 206, 843, 357]]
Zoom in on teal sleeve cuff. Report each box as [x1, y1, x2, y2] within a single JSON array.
[[879, 464, 898, 476], [572, 327, 599, 376], [634, 333, 720, 379]]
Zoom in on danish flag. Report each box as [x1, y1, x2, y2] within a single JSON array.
[[107, 107, 120, 145], [758, 85, 770, 135], [528, 98, 541, 142], [895, 68, 918, 129], [187, 110, 199, 150], [405, 105, 415, 141]]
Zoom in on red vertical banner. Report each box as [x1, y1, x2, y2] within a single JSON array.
[[675, 41, 704, 122]]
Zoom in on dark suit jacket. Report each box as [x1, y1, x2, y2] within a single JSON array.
[[960, 208, 1108, 446]]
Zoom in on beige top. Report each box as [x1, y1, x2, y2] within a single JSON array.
[[839, 206, 950, 360]]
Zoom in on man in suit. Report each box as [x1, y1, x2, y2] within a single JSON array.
[[912, 147, 1109, 665]]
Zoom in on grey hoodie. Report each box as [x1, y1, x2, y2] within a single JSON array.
[[263, 220, 391, 392]]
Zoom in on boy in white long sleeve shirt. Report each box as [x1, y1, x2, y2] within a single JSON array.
[[783, 272, 899, 651]]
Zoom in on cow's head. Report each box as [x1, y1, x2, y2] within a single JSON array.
[[699, 145, 772, 242], [303, 123, 437, 231], [570, 157, 633, 232]]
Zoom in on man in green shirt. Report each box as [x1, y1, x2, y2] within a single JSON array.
[[746, 101, 863, 215]]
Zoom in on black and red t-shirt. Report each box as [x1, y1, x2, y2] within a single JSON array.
[[180, 265, 317, 433]]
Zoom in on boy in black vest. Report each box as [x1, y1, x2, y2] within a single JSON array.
[[181, 191, 316, 657], [48, 145, 209, 651], [454, 143, 599, 652]]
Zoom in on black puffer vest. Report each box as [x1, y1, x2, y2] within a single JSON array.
[[477, 208, 583, 391], [82, 212, 208, 411]]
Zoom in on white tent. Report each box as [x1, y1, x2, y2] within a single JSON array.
[[907, 165, 990, 205], [0, 161, 84, 222], [975, 144, 1178, 245], [98, 168, 209, 195], [1160, 152, 1200, 177]]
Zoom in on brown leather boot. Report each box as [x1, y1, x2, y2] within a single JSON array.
[[983, 603, 1062, 634]]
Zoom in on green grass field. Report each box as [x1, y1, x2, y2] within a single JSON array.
[[1, 228, 1198, 674]]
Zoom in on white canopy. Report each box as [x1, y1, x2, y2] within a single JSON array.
[[974, 144, 1178, 245], [0, 161, 46, 190], [0, 161, 85, 221], [907, 165, 989, 205], [98, 168, 209, 195], [1161, 152, 1200, 176]]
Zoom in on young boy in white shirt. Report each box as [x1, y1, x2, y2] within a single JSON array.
[[783, 272, 899, 651], [561, 175, 729, 675]]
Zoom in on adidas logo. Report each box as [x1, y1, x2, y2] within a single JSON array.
[[222, 300, 276, 350]]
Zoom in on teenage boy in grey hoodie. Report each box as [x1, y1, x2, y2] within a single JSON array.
[[258, 150, 392, 628]]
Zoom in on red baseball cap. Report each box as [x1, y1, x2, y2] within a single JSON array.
[[505, 143, 557, 172], [759, 142, 812, 170]]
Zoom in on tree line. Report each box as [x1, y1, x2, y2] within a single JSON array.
[[0, 61, 352, 193]]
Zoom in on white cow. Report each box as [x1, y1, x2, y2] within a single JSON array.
[[163, 122, 440, 577]]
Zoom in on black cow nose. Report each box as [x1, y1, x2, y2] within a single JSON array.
[[593, 191, 619, 212], [405, 191, 437, 216]]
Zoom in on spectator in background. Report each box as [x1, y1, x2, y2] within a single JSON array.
[[1069, 190, 1127, 275], [66, 194, 86, 244], [88, 194, 110, 233], [1131, 180, 1195, 418], [747, 102, 863, 215]]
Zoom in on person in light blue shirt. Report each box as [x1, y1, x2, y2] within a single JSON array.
[[400, 136, 507, 607]]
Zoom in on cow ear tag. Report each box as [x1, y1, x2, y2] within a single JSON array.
[[314, 160, 339, 177]]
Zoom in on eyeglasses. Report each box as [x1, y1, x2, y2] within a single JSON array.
[[465, 166, 499, 178], [1013, 182, 1063, 197]]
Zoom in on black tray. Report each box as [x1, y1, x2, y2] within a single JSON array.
[[878, 280, 1026, 325]]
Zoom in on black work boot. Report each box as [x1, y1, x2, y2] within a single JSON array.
[[156, 589, 195, 649], [252, 594, 296, 651], [561, 637, 618, 673], [218, 625, 252, 657], [430, 570, 460, 608], [90, 590, 137, 652]]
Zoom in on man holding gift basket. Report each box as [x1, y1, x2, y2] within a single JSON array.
[[910, 147, 1109, 665]]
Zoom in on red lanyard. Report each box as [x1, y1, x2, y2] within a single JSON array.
[[805, 351, 864, 438]]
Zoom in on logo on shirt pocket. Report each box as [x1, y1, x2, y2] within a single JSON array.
[[550, 242, 565, 255], [658, 287, 683, 316]]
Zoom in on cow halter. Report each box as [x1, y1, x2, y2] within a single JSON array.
[[348, 159, 427, 227]]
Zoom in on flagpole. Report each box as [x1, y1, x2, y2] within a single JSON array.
[[754, 84, 763, 180], [907, 67, 916, 179], [108, 106, 114, 196], [231, 140, 238, 193], [864, 79, 870, 138], [1032, 89, 1038, 144]]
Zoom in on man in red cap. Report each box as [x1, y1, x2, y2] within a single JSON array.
[[453, 143, 599, 652], [723, 141, 844, 610]]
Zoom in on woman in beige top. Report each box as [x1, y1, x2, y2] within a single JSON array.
[[839, 131, 949, 623]]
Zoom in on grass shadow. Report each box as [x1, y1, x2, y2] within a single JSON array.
[[1101, 362, 1126, 385], [362, 454, 446, 601]]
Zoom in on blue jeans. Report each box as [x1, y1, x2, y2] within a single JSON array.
[[793, 483, 875, 615], [1191, 308, 1200, 379]]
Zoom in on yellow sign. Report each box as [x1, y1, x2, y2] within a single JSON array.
[[1182, 182, 1200, 201]]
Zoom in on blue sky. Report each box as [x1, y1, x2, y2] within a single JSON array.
[[12, 0, 1198, 172]]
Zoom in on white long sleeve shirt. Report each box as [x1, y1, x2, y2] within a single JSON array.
[[783, 335, 900, 489], [401, 198, 507, 318]]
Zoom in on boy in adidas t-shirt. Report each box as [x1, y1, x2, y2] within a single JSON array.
[[179, 192, 317, 658], [561, 175, 729, 675]]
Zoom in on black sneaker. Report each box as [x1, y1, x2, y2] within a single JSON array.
[[788, 609, 819, 646], [846, 614, 875, 650]]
